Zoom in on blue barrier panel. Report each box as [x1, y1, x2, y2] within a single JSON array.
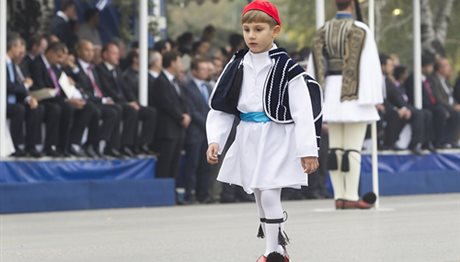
[[360, 153, 460, 195], [0, 158, 156, 183], [0, 179, 175, 213]]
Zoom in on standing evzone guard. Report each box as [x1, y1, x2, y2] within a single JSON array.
[[307, 0, 383, 209]]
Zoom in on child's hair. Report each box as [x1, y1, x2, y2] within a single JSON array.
[[241, 10, 278, 28]]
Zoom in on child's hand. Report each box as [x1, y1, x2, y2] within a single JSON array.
[[301, 157, 319, 174], [207, 143, 220, 165]]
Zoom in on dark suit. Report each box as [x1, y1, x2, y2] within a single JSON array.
[[150, 71, 189, 178], [50, 15, 78, 53], [30, 55, 94, 152], [72, 61, 119, 148], [183, 78, 211, 201], [20, 54, 34, 77], [429, 74, 460, 144], [6, 61, 44, 150], [96, 63, 156, 149], [122, 67, 139, 101], [384, 77, 425, 148], [454, 76, 460, 104]]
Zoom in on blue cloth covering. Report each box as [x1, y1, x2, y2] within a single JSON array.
[[240, 112, 271, 123]]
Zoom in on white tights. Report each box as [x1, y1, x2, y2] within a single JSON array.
[[254, 188, 285, 256], [328, 122, 367, 201]]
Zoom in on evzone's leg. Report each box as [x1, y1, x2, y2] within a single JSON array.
[[327, 123, 346, 208], [342, 122, 372, 209], [258, 188, 287, 258], [254, 189, 266, 239]]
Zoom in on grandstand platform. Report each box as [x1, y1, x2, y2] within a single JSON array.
[[0, 151, 459, 214]]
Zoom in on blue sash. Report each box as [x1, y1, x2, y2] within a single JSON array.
[[240, 112, 271, 123]]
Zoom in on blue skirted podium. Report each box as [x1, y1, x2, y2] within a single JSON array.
[[360, 152, 460, 195], [0, 152, 459, 213], [0, 157, 175, 213]]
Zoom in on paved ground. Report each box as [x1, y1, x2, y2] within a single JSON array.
[[1, 194, 459, 262]]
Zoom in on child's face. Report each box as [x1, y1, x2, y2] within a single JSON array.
[[242, 22, 280, 54]]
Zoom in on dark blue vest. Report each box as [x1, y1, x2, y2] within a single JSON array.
[[210, 48, 323, 147]]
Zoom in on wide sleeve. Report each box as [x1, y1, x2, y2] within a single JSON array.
[[288, 75, 319, 158], [356, 22, 383, 106], [206, 109, 235, 154]]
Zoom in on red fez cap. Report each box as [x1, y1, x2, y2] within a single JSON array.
[[242, 0, 281, 26]]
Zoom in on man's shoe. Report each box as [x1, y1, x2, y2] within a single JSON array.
[[422, 142, 437, 153], [11, 148, 27, 157], [121, 146, 135, 157], [409, 143, 424, 155], [84, 145, 98, 158], [139, 144, 154, 154], [27, 148, 43, 158], [45, 147, 60, 157], [68, 145, 86, 157], [390, 144, 405, 151], [104, 148, 123, 158]]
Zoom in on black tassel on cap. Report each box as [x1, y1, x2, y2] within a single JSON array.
[[328, 148, 341, 170]]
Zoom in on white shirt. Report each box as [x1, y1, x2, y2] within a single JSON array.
[[149, 70, 159, 79], [57, 11, 69, 22]]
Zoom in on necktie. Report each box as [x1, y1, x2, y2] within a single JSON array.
[[423, 79, 436, 105], [86, 66, 103, 98], [199, 83, 209, 103], [7, 62, 15, 83], [7, 62, 17, 104], [15, 65, 25, 82], [48, 66, 61, 96], [172, 78, 181, 96]]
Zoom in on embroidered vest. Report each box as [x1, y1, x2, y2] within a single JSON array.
[[311, 18, 366, 101]]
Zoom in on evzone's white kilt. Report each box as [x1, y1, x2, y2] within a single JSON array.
[[323, 76, 380, 123], [217, 120, 308, 194]]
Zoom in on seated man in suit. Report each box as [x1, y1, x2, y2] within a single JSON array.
[[151, 51, 191, 179], [30, 42, 95, 157], [72, 39, 120, 158], [380, 54, 425, 154], [20, 34, 48, 78], [6, 33, 44, 157], [96, 42, 157, 156], [182, 57, 212, 203], [430, 57, 460, 147], [405, 54, 447, 149]]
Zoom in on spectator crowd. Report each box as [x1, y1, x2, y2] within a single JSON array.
[[5, 0, 460, 203]]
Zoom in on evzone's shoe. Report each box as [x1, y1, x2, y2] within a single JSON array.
[[342, 199, 373, 209], [256, 252, 290, 262], [335, 199, 345, 209], [256, 255, 266, 262]]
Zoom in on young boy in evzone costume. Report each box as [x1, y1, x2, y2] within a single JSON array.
[[206, 1, 323, 261]]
